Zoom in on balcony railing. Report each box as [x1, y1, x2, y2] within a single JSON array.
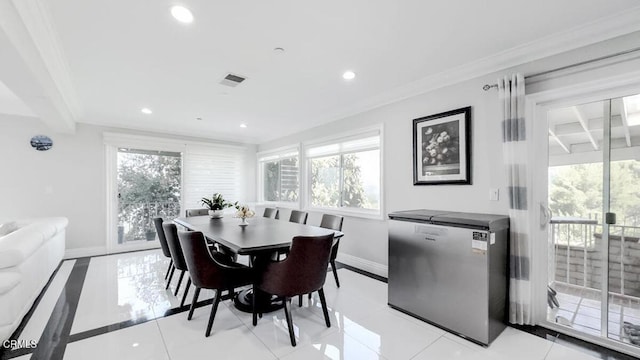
[[118, 201, 181, 243], [551, 217, 640, 298]]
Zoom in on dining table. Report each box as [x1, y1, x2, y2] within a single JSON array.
[[173, 214, 343, 313]]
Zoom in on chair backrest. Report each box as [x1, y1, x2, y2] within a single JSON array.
[[258, 234, 334, 297], [177, 230, 235, 289], [320, 214, 343, 231], [162, 222, 188, 271], [153, 217, 172, 259], [288, 210, 308, 224], [320, 214, 344, 261], [185, 208, 209, 217], [263, 207, 279, 219]]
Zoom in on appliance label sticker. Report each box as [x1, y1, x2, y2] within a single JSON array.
[[490, 233, 496, 245], [472, 240, 487, 251], [472, 232, 487, 253]]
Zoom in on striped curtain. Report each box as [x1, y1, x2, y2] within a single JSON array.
[[499, 73, 533, 324]]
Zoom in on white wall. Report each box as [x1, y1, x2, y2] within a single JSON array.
[[0, 115, 257, 254], [258, 75, 507, 274], [259, 31, 640, 277]]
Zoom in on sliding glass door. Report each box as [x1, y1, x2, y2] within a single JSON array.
[[545, 93, 640, 352], [115, 148, 181, 246]]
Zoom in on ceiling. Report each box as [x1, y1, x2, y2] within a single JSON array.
[[3, 0, 640, 143], [548, 93, 640, 164]]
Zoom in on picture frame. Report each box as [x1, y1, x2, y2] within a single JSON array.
[[413, 106, 471, 185]]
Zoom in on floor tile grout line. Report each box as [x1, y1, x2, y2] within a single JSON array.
[[152, 318, 172, 360], [408, 333, 446, 360], [542, 335, 558, 360]]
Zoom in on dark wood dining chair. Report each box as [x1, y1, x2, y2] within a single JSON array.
[[185, 208, 208, 217], [320, 214, 344, 288], [153, 217, 174, 284], [263, 207, 279, 219], [178, 230, 254, 337], [276, 210, 309, 261], [253, 234, 334, 346], [162, 222, 192, 307], [288, 210, 308, 224]]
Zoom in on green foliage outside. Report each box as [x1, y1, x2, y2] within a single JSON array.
[[311, 154, 371, 209], [549, 160, 640, 245], [118, 151, 181, 241], [264, 157, 298, 202], [550, 161, 640, 225]]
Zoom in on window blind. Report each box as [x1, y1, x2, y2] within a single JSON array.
[[183, 145, 246, 209]]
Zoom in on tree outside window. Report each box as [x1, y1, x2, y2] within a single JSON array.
[[262, 156, 299, 203], [311, 150, 380, 210]]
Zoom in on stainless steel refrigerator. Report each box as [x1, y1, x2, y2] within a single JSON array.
[[388, 210, 509, 346]]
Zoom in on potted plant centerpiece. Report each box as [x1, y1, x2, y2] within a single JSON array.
[[201, 193, 237, 218]]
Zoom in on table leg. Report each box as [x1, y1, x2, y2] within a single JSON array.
[[233, 251, 284, 313]]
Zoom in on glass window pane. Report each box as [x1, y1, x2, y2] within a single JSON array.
[[280, 156, 299, 202], [342, 150, 380, 210], [311, 155, 340, 207], [263, 161, 280, 201], [117, 149, 181, 243]]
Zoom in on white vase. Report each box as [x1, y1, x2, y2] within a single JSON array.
[[208, 210, 224, 218], [239, 217, 249, 226]]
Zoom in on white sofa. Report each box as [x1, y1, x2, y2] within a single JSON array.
[[0, 217, 67, 341]]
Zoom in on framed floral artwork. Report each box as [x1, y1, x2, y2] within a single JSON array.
[[413, 106, 471, 185]]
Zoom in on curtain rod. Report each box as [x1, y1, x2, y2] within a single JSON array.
[[482, 45, 640, 91]]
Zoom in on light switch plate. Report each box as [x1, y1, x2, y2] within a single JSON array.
[[489, 188, 499, 201]]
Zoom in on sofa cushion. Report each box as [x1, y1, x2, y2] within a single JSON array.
[[0, 222, 18, 237], [0, 229, 45, 270], [0, 272, 21, 295], [0, 217, 68, 269]]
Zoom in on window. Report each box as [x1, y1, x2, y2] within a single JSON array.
[[306, 130, 381, 215], [258, 148, 300, 204], [105, 133, 249, 251]]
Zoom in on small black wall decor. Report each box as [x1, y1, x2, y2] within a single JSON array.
[[30, 135, 53, 151], [413, 106, 471, 185]]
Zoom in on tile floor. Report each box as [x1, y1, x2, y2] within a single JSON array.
[[2, 249, 633, 359]]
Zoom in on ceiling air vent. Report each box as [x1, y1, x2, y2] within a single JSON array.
[[220, 73, 246, 87]]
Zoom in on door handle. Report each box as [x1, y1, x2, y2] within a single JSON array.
[[540, 204, 551, 229]]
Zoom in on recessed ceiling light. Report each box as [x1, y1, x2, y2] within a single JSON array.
[[141, 108, 152, 114], [171, 5, 194, 24], [240, 124, 247, 128], [342, 70, 356, 80]]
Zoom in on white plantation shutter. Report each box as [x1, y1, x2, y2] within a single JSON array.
[[183, 144, 246, 209]]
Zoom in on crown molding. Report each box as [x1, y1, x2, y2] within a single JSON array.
[[0, 0, 79, 133], [300, 5, 640, 135], [11, 0, 83, 120]]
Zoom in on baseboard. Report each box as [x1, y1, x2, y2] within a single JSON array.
[[336, 253, 388, 278], [63, 246, 107, 259]]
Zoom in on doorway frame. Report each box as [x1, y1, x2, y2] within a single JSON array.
[[104, 133, 186, 254], [528, 71, 640, 357]]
